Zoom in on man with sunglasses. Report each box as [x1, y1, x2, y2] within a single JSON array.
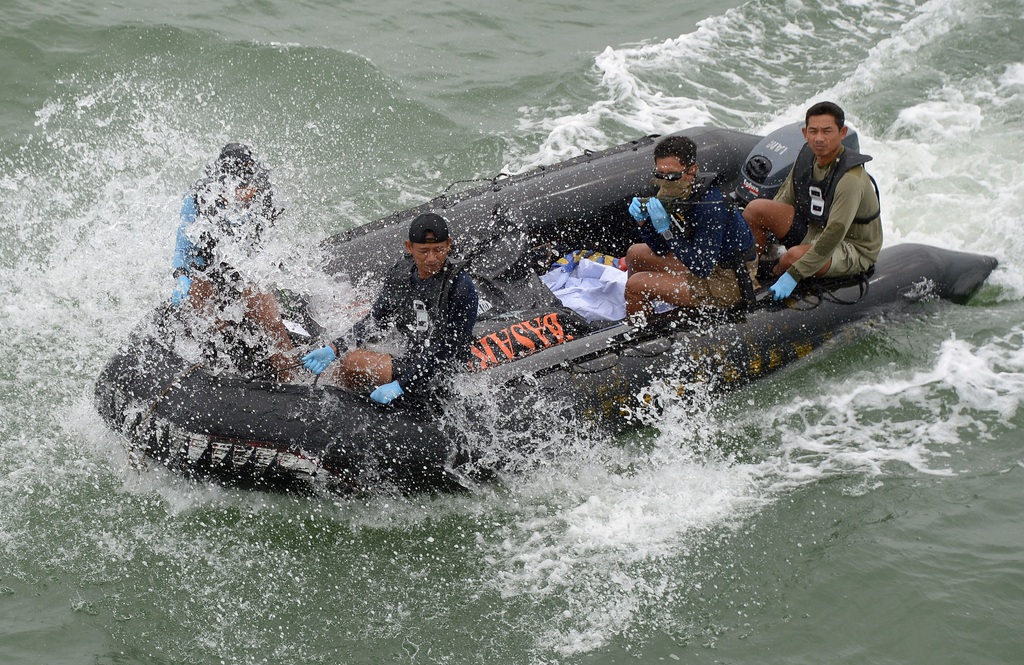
[[624, 135, 758, 323], [301, 213, 479, 405], [742, 101, 882, 301]]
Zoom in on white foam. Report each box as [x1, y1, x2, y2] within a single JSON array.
[[478, 439, 763, 655], [829, 0, 970, 99], [510, 0, 949, 169], [866, 64, 1024, 296], [510, 8, 755, 170], [753, 329, 1024, 488]]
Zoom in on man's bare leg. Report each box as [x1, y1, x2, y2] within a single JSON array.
[[625, 271, 695, 318], [336, 349, 393, 391], [774, 244, 832, 277], [624, 243, 696, 319], [742, 199, 796, 254]]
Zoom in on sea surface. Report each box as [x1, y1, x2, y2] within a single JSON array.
[[2, 0, 1023, 663]]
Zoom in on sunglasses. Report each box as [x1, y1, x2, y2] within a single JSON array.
[[652, 167, 696, 181]]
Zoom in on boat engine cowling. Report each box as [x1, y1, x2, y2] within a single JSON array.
[[733, 121, 860, 205]]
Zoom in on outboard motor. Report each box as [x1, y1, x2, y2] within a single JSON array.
[[734, 121, 860, 205]]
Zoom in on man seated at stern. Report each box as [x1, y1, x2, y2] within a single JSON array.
[[742, 101, 883, 301], [301, 213, 479, 405], [624, 135, 758, 324]]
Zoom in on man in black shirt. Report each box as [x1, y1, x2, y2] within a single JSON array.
[[302, 213, 478, 405]]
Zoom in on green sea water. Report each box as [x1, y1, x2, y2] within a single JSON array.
[[1, 0, 1023, 663]]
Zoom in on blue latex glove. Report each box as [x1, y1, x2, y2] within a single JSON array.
[[628, 197, 649, 222], [646, 198, 671, 235], [171, 274, 192, 306], [369, 380, 403, 405], [770, 272, 798, 301], [302, 346, 337, 375]]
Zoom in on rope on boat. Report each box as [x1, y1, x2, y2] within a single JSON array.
[[439, 173, 511, 196], [243, 359, 304, 383], [772, 270, 873, 312]]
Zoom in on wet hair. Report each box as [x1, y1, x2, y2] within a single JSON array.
[[805, 101, 846, 129], [191, 144, 282, 244], [215, 142, 268, 189], [653, 135, 698, 166]]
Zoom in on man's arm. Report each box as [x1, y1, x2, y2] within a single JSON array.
[[637, 195, 728, 278], [635, 217, 672, 256], [330, 295, 389, 355], [172, 195, 198, 274], [170, 195, 201, 305]]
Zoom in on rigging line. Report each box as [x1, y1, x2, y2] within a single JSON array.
[[439, 173, 511, 196]]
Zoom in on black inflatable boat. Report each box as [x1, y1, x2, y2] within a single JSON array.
[[94, 123, 998, 494]]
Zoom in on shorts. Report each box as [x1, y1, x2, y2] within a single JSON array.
[[823, 239, 876, 277], [786, 222, 876, 278], [687, 259, 759, 309]]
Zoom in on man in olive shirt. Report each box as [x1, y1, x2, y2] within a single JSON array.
[[743, 101, 883, 300]]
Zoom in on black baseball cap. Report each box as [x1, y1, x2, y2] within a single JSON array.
[[408, 212, 450, 243]]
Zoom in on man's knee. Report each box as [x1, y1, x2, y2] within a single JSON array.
[[626, 271, 688, 302], [777, 244, 825, 273], [742, 198, 776, 226], [744, 199, 794, 235], [624, 272, 655, 316], [741, 198, 765, 225], [624, 272, 649, 298], [625, 242, 651, 268], [777, 246, 801, 272]]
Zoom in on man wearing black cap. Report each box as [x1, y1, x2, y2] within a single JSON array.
[[301, 212, 479, 405]]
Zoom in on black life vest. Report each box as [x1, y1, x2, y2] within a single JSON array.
[[379, 256, 467, 354], [792, 145, 880, 229]]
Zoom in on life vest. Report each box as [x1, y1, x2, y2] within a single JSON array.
[[664, 174, 758, 306], [379, 256, 467, 354], [792, 145, 880, 229]]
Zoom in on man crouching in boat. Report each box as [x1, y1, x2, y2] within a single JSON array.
[[301, 213, 479, 405], [742, 101, 883, 300], [169, 143, 299, 380], [624, 135, 759, 324]]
